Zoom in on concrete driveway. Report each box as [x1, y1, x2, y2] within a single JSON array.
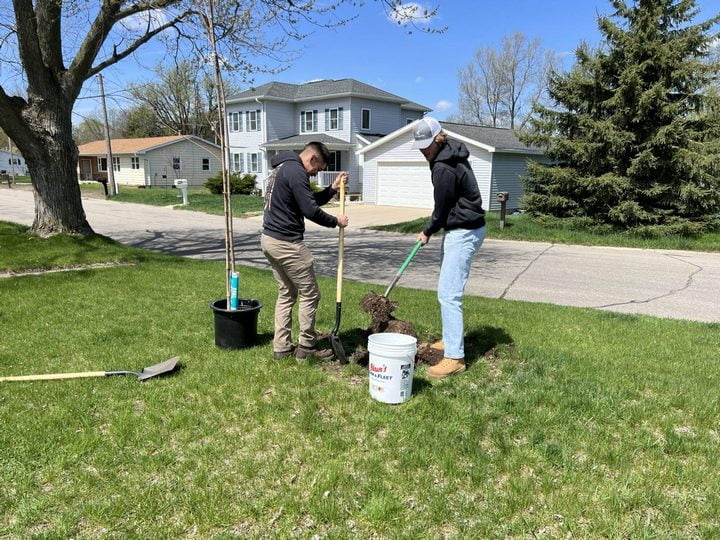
[[2, 187, 719, 323]]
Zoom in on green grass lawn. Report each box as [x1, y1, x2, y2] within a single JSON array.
[[2, 226, 720, 536], [372, 213, 720, 252], [0, 221, 166, 272], [97, 186, 265, 217]]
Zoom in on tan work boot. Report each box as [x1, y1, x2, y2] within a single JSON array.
[[426, 357, 466, 379], [430, 340, 444, 352]]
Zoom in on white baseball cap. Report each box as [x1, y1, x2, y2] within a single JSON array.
[[411, 117, 442, 149]]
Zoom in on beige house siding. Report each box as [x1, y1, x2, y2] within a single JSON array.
[[144, 140, 221, 187], [78, 138, 221, 187]]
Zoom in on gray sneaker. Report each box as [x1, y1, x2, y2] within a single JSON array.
[[273, 348, 295, 360]]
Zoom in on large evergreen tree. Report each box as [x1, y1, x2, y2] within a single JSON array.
[[523, 0, 720, 234]]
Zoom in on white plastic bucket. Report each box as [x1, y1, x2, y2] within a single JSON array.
[[368, 332, 417, 404]]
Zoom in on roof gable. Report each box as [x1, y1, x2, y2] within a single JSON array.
[[77, 135, 219, 155], [226, 78, 430, 111], [356, 120, 543, 155]]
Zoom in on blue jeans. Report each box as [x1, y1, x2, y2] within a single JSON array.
[[438, 226, 486, 359]]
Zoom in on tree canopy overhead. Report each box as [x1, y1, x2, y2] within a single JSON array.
[[522, 0, 720, 235], [0, 0, 440, 236]]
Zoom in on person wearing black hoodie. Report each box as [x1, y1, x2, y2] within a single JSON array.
[[412, 117, 486, 379], [261, 142, 349, 361]]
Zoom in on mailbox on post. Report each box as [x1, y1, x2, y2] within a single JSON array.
[[174, 178, 189, 206], [496, 191, 510, 230]]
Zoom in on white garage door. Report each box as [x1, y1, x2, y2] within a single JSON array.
[[377, 161, 434, 208]]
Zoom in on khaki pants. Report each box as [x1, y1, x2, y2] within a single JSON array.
[[261, 234, 321, 352]]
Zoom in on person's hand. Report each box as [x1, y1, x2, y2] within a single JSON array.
[[337, 215, 349, 228], [417, 231, 429, 245], [332, 172, 348, 191]]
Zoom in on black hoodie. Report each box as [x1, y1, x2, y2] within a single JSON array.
[[423, 139, 486, 237], [263, 151, 338, 242]]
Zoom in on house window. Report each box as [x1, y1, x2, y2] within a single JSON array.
[[248, 152, 262, 173], [327, 151, 341, 172], [112, 157, 120, 172], [247, 110, 261, 131], [300, 110, 318, 133], [325, 107, 344, 130], [406, 118, 414, 125], [98, 158, 107, 171], [229, 112, 241, 132], [172, 157, 181, 170], [232, 153, 243, 172], [131, 157, 140, 169], [361, 108, 371, 130], [202, 158, 210, 171]]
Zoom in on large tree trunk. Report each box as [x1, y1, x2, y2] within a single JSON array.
[[22, 101, 93, 237]]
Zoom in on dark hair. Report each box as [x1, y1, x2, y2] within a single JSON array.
[[303, 141, 331, 165]]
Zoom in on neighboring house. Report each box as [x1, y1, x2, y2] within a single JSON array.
[[356, 121, 545, 211], [225, 78, 430, 194], [0, 149, 28, 176], [76, 135, 221, 187]]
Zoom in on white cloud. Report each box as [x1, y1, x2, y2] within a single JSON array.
[[435, 100, 452, 111], [415, 76, 424, 83], [387, 3, 435, 26], [122, 9, 170, 33]]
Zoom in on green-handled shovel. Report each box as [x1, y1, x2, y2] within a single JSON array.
[[383, 240, 423, 298], [330, 180, 348, 364]]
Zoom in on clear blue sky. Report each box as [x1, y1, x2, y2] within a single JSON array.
[[76, 0, 720, 123]]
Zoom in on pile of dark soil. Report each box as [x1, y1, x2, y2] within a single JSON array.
[[358, 292, 439, 365]]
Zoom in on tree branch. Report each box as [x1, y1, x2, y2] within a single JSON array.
[[12, 0, 56, 94], [0, 84, 35, 150], [36, 0, 64, 74], [87, 13, 193, 80]]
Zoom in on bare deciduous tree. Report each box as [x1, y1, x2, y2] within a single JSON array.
[[0, 0, 441, 236], [454, 32, 554, 130]]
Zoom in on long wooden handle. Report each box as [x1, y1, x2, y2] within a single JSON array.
[[336, 180, 345, 302], [0, 371, 107, 382]]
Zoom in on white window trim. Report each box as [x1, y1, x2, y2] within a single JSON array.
[[248, 152, 261, 173], [361, 108, 371, 130], [131, 157, 140, 170], [112, 156, 120, 172], [247, 110, 259, 131], [172, 156, 182, 170], [230, 112, 240, 132], [329, 108, 339, 130], [301, 110, 316, 133], [98, 157, 107, 172]]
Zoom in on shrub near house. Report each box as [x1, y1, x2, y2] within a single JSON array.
[[204, 173, 258, 195]]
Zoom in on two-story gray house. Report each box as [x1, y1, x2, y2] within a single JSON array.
[[224, 78, 431, 194]]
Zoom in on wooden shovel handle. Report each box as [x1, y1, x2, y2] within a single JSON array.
[[0, 371, 107, 382], [336, 180, 345, 302]]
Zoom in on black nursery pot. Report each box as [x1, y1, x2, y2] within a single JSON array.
[[210, 299, 262, 350]]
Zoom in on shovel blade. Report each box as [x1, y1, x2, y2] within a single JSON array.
[[137, 356, 180, 381], [330, 334, 347, 365]]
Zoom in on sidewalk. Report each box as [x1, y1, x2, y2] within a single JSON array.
[[2, 187, 719, 323]]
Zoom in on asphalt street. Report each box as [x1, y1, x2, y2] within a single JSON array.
[[2, 187, 719, 323]]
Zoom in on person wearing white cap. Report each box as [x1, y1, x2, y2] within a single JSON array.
[[412, 117, 487, 379]]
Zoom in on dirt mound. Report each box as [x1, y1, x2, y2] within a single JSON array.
[[358, 292, 438, 365]]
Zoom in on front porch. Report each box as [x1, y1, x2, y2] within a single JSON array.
[[261, 133, 360, 200]]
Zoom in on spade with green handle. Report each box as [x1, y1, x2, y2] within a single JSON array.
[[383, 240, 423, 298]]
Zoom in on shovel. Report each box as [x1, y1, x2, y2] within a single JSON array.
[[330, 180, 348, 364], [383, 240, 423, 298], [0, 356, 180, 382]]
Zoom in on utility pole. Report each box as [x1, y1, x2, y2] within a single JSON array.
[[98, 73, 118, 196], [7, 139, 15, 188]]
